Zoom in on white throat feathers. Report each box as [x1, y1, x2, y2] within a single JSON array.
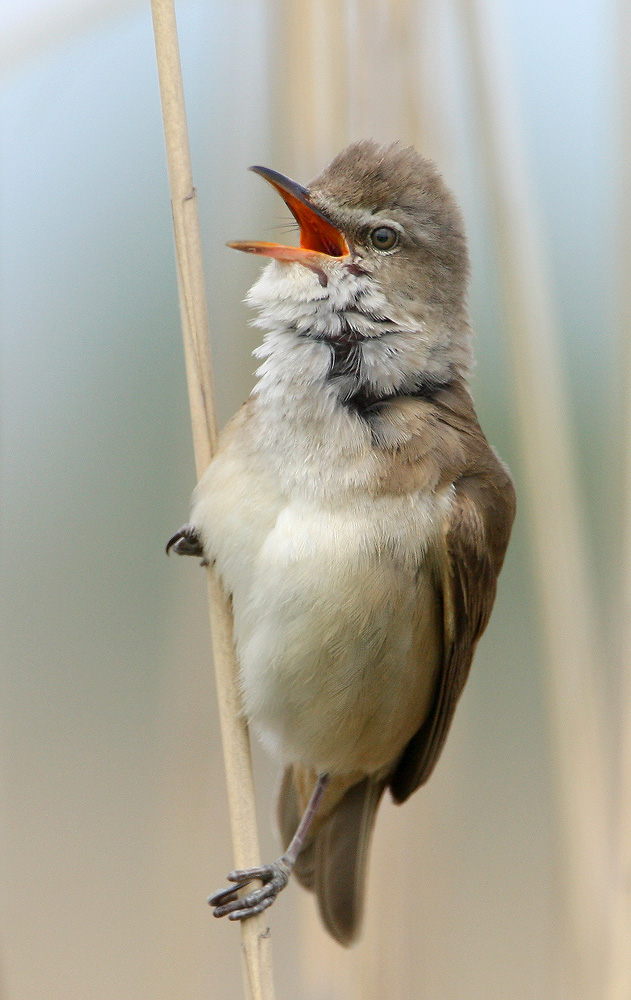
[[248, 259, 471, 422]]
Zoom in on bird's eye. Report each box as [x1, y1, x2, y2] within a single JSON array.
[[370, 226, 399, 251]]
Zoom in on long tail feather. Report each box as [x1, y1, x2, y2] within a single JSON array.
[[278, 766, 386, 945]]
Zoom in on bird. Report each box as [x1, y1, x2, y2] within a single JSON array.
[[166, 140, 516, 946]]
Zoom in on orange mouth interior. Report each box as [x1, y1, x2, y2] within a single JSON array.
[[228, 165, 348, 262], [287, 194, 348, 257]]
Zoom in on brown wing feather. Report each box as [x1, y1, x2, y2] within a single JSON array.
[[390, 464, 515, 804]]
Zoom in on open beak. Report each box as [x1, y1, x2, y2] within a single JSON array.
[[228, 165, 349, 264]]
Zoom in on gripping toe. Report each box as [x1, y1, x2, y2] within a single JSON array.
[[165, 524, 206, 561]]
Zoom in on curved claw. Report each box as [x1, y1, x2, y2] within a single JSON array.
[[209, 858, 292, 922], [208, 885, 241, 907], [165, 524, 207, 563]]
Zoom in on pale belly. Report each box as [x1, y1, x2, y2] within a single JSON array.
[[192, 445, 446, 776]]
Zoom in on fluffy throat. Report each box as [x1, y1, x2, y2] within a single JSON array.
[[246, 260, 461, 414]]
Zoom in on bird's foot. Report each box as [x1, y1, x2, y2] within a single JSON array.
[[208, 857, 292, 921], [165, 524, 207, 564]]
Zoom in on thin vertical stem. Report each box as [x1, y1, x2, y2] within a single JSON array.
[[606, 0, 631, 995], [457, 0, 609, 995], [149, 2, 275, 998], [271, 0, 348, 178]]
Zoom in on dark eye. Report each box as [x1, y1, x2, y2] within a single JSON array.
[[370, 226, 399, 251]]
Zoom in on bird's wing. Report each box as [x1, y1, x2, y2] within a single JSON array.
[[389, 465, 515, 804]]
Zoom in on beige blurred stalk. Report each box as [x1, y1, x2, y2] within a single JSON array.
[[270, 0, 348, 176], [457, 0, 609, 995], [149, 1, 275, 998], [606, 1, 631, 996], [270, 5, 453, 998]]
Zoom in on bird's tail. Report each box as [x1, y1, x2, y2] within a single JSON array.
[[277, 764, 387, 946]]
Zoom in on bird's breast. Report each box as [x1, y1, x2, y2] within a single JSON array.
[[192, 426, 451, 774]]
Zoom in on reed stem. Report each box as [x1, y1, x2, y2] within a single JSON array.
[[458, 0, 609, 994], [150, 2, 275, 997]]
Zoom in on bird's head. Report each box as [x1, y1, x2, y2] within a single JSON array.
[[229, 140, 470, 327]]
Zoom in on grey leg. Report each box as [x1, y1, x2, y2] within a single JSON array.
[[209, 772, 330, 921]]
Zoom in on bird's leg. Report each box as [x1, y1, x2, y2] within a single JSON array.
[[165, 524, 207, 564], [209, 772, 330, 921]]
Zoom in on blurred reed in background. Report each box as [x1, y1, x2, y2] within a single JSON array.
[[0, 2, 622, 998]]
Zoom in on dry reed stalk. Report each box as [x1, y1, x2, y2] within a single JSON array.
[[269, 6, 353, 991], [606, 1, 631, 995], [149, 2, 275, 998], [293, 12, 440, 996], [345, 0, 421, 148], [271, 0, 348, 178], [280, 11, 448, 995], [340, 14, 436, 999], [457, 0, 609, 994]]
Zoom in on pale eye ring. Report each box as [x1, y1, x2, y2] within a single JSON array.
[[369, 226, 399, 252]]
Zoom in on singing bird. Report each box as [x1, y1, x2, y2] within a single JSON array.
[[167, 141, 515, 945]]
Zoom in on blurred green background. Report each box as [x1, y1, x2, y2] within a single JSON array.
[[0, 1, 619, 998]]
